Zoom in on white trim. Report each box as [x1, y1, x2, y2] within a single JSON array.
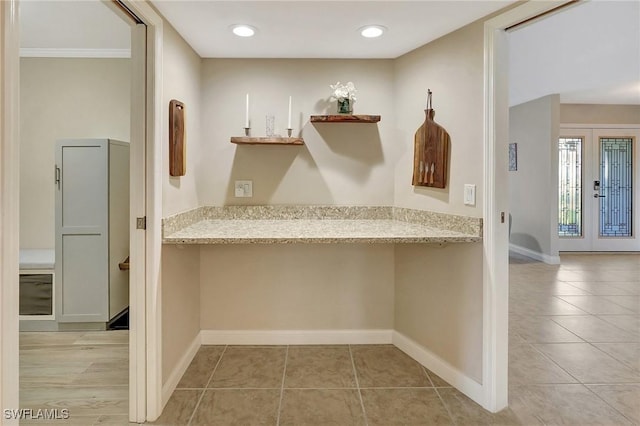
[[114, 1, 164, 421], [562, 124, 640, 130], [392, 331, 483, 402], [482, 1, 572, 413], [201, 329, 394, 346], [509, 244, 561, 265], [19, 48, 131, 58], [161, 332, 201, 408], [1, 0, 20, 422]]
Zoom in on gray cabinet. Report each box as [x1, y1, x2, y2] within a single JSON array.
[[55, 139, 129, 324]]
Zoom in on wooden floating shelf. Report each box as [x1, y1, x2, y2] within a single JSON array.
[[310, 115, 381, 123], [230, 137, 305, 145]]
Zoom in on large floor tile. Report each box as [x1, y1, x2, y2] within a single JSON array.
[[586, 384, 640, 424], [361, 388, 452, 425], [284, 345, 356, 389], [593, 343, 640, 372], [209, 346, 286, 389], [609, 282, 640, 295], [601, 295, 640, 312], [597, 315, 640, 335], [534, 343, 640, 383], [566, 281, 639, 296], [351, 345, 430, 388], [149, 390, 201, 426], [556, 295, 635, 315], [510, 315, 584, 343], [550, 315, 638, 342], [509, 296, 588, 315], [191, 389, 280, 426], [279, 389, 364, 426], [510, 281, 591, 296], [177, 346, 225, 388], [509, 344, 577, 385], [424, 368, 452, 388], [438, 387, 529, 425], [509, 384, 634, 425]]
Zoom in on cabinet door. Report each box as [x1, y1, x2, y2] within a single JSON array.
[[55, 140, 109, 322]]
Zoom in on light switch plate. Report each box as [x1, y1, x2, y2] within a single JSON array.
[[464, 184, 476, 206], [234, 180, 253, 197]]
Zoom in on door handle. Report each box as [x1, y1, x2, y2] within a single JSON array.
[[54, 166, 61, 190], [593, 194, 606, 198]]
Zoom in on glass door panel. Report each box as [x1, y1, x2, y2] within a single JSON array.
[[598, 137, 633, 238], [559, 137, 583, 237]]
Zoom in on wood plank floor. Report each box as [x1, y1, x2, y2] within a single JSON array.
[[19, 330, 130, 425]]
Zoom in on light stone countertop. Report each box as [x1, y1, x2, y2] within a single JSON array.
[[163, 218, 481, 244]]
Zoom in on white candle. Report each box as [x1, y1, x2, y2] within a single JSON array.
[[287, 96, 292, 129], [245, 93, 249, 128]]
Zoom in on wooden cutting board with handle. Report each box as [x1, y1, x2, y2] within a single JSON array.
[[412, 90, 450, 188]]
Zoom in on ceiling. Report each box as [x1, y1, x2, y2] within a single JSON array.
[[18, 0, 640, 106], [508, 0, 640, 106], [19, 0, 130, 57], [151, 1, 514, 59]]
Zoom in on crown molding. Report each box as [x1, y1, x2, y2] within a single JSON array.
[[19, 48, 130, 58]]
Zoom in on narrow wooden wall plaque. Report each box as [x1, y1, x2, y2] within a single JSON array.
[[169, 99, 186, 176], [412, 90, 450, 188]]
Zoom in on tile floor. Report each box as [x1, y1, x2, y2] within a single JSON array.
[[154, 253, 639, 425], [18, 253, 639, 425]]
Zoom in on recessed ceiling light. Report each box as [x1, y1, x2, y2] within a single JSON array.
[[231, 24, 256, 37], [359, 25, 386, 38]]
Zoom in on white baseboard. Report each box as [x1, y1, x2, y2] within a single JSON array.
[[161, 332, 201, 408], [200, 329, 393, 345], [392, 331, 484, 407], [509, 243, 560, 265]]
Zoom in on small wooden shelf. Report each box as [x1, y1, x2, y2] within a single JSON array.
[[230, 137, 305, 145], [310, 115, 381, 123]]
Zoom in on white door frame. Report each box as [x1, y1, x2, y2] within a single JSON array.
[[0, 0, 164, 423], [1, 1, 21, 422], [482, 1, 572, 412]]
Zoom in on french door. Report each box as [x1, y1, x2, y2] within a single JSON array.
[[558, 127, 640, 251]]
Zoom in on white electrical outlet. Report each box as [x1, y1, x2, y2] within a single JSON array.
[[464, 184, 476, 206], [234, 180, 253, 198]]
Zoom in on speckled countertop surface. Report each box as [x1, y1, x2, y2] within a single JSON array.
[[163, 207, 482, 245]]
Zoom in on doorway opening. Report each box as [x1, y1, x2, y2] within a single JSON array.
[[17, 1, 132, 422]]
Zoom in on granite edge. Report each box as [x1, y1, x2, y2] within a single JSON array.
[[162, 205, 482, 240]]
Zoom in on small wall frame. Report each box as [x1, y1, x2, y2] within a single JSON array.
[[169, 99, 186, 176], [509, 143, 517, 171]]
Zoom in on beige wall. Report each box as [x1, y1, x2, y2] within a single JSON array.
[[394, 243, 484, 383], [393, 20, 485, 217], [560, 104, 640, 125], [199, 244, 394, 330], [160, 23, 203, 386], [20, 58, 130, 249], [390, 18, 488, 383], [509, 94, 560, 258], [161, 245, 200, 384], [162, 23, 202, 217], [200, 59, 397, 206]]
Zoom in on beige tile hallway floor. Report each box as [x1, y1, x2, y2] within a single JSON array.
[[154, 253, 639, 425]]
